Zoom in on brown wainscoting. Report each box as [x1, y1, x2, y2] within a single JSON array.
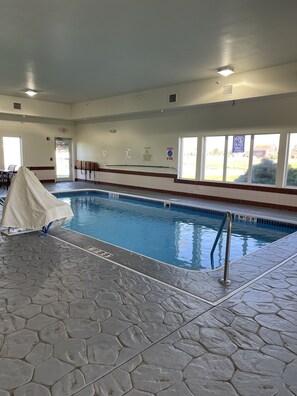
[[75, 178, 297, 212], [175, 178, 297, 195], [98, 168, 176, 179], [97, 168, 297, 195], [28, 166, 55, 171]]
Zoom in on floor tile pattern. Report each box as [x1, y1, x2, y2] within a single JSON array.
[[0, 183, 297, 395], [77, 257, 297, 396], [0, 233, 210, 394], [52, 226, 297, 303]]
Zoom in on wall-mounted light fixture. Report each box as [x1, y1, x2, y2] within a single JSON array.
[[217, 67, 234, 77], [109, 129, 117, 133], [25, 89, 38, 97]]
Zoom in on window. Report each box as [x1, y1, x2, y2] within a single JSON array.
[[202, 133, 280, 185], [178, 137, 197, 179], [251, 134, 279, 185], [3, 137, 22, 169], [226, 135, 251, 182], [203, 136, 225, 181], [203, 135, 251, 182], [286, 133, 297, 187], [178, 133, 288, 187]]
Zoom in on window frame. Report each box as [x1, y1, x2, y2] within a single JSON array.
[[201, 132, 281, 186], [178, 132, 297, 189], [285, 132, 297, 188]]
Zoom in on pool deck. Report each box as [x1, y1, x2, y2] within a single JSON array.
[[0, 181, 296, 395]]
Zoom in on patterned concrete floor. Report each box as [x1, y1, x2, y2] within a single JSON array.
[[0, 231, 296, 395], [0, 182, 297, 395], [80, 257, 297, 396]]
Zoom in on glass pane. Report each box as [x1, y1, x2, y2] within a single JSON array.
[[251, 134, 279, 185], [3, 137, 22, 169], [286, 133, 297, 187], [226, 135, 251, 182], [179, 137, 197, 179], [203, 136, 225, 181], [56, 138, 71, 179]]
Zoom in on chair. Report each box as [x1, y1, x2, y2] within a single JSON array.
[[1, 165, 17, 189]]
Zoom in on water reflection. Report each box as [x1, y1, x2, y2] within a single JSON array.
[[58, 193, 294, 271]]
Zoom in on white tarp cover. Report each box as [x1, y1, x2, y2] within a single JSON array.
[[1, 166, 73, 230]]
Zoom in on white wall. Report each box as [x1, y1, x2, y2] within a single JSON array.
[[72, 62, 297, 120], [76, 94, 297, 168], [76, 114, 181, 171], [0, 94, 71, 120], [0, 81, 297, 209], [75, 94, 297, 209], [0, 118, 75, 180]]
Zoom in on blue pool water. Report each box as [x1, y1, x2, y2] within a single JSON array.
[[57, 191, 296, 270]]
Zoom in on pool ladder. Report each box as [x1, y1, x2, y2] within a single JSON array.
[[210, 210, 232, 286]]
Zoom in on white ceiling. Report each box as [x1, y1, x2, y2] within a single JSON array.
[[1, 0, 297, 104]]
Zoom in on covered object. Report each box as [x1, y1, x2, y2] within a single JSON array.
[[1, 166, 73, 232]]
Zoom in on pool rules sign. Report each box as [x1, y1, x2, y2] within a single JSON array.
[[232, 135, 245, 153], [166, 147, 174, 161]]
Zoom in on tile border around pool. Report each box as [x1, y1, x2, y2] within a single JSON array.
[[50, 225, 297, 304]]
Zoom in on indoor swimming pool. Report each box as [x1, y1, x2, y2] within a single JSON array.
[[56, 190, 297, 270]]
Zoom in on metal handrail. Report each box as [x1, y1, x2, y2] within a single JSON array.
[[210, 211, 232, 286]]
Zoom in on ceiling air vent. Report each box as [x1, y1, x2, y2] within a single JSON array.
[[13, 102, 22, 110], [223, 85, 233, 95], [168, 93, 177, 103]]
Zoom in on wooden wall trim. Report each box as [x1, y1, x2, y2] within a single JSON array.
[[96, 168, 297, 195], [98, 168, 176, 179], [175, 179, 297, 195], [28, 166, 55, 171]]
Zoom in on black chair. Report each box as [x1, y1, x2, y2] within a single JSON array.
[[0, 165, 17, 189]]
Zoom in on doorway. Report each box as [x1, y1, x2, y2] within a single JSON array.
[[55, 138, 72, 181]]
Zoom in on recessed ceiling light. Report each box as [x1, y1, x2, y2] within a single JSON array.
[[25, 89, 37, 97], [217, 67, 234, 77]]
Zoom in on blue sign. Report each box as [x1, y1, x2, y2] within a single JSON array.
[[232, 135, 245, 153], [166, 147, 174, 160]]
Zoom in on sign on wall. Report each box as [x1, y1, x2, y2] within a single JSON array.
[[166, 147, 174, 160], [232, 135, 245, 153], [126, 148, 131, 159], [143, 147, 152, 161]]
